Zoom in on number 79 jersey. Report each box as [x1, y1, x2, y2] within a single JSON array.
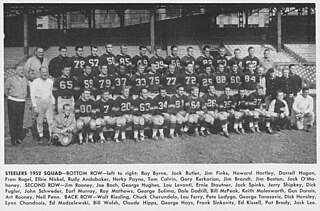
[[75, 98, 96, 118]]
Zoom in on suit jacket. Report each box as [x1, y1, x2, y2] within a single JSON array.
[[52, 113, 76, 134]]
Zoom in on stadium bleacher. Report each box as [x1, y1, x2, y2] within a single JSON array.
[[284, 44, 316, 63]]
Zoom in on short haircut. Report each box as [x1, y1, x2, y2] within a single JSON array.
[[203, 45, 210, 51], [203, 64, 211, 69], [276, 90, 284, 96], [90, 45, 97, 50], [155, 46, 161, 51], [59, 46, 67, 51], [105, 42, 112, 47], [83, 88, 91, 94], [264, 49, 270, 53], [267, 68, 275, 73], [122, 86, 130, 91], [121, 44, 127, 48], [100, 62, 108, 68], [63, 63, 72, 69], [238, 87, 245, 92], [176, 85, 184, 90], [15, 64, 24, 69], [224, 86, 230, 90], [139, 45, 147, 50], [187, 46, 193, 52], [191, 86, 199, 92], [231, 62, 238, 66], [159, 86, 166, 92], [63, 103, 70, 110], [256, 84, 263, 90], [234, 48, 240, 53], [217, 62, 224, 67], [102, 89, 110, 94], [219, 46, 226, 51], [140, 86, 148, 93], [248, 62, 254, 67], [248, 46, 254, 51], [302, 87, 309, 92], [289, 64, 296, 69], [75, 45, 83, 51], [35, 46, 44, 51], [171, 45, 178, 51]]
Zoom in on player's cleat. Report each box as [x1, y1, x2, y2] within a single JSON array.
[[234, 128, 241, 134], [139, 135, 145, 142], [240, 128, 246, 134], [249, 127, 255, 133], [199, 130, 206, 137], [205, 129, 211, 136], [180, 133, 188, 140], [114, 138, 120, 143], [39, 137, 46, 145], [306, 124, 313, 132], [89, 137, 94, 143], [255, 127, 261, 133], [100, 138, 106, 144], [159, 135, 166, 141], [223, 130, 230, 138], [152, 136, 160, 141], [266, 127, 273, 134], [169, 134, 175, 139]]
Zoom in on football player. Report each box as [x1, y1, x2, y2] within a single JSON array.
[[113, 64, 130, 99], [149, 46, 167, 75], [49, 46, 69, 78], [161, 64, 181, 97], [86, 45, 100, 76], [74, 89, 96, 144], [95, 89, 117, 143], [99, 42, 116, 75], [228, 48, 244, 70], [93, 63, 114, 100], [180, 46, 196, 72], [129, 64, 148, 99], [198, 64, 214, 97], [131, 46, 149, 73], [214, 46, 229, 69], [115, 44, 132, 75], [247, 85, 272, 133], [229, 62, 243, 96], [180, 62, 199, 94], [213, 62, 229, 96], [169, 85, 190, 139], [242, 62, 260, 96], [53, 64, 77, 113], [196, 45, 214, 74], [68, 45, 86, 77], [202, 84, 219, 135], [233, 88, 250, 134], [164, 45, 181, 73], [76, 62, 95, 99], [113, 86, 134, 142], [243, 46, 260, 72], [186, 86, 207, 136], [132, 87, 153, 142], [146, 62, 162, 98], [289, 64, 302, 96], [278, 68, 294, 115]]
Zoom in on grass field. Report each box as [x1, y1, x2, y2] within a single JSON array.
[[4, 98, 316, 164]]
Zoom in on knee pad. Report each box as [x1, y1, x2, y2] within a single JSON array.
[[95, 118, 104, 128], [170, 115, 177, 123], [76, 120, 84, 131], [176, 115, 184, 124], [90, 120, 96, 130]]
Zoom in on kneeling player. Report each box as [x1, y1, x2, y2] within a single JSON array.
[[202, 85, 219, 135], [113, 86, 134, 143], [247, 85, 272, 133], [268, 90, 291, 131], [169, 85, 190, 139], [95, 89, 117, 143], [75, 89, 96, 144], [152, 87, 173, 141], [185, 86, 207, 136], [132, 87, 153, 142], [233, 88, 250, 134]]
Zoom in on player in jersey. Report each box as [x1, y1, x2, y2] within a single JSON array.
[[180, 62, 199, 94], [242, 62, 260, 96], [180, 46, 196, 72], [113, 86, 134, 143], [202, 85, 219, 135], [198, 64, 214, 97], [228, 48, 244, 70], [152, 87, 173, 141], [160, 64, 181, 96], [243, 46, 260, 72], [132, 87, 153, 142], [247, 85, 272, 133], [53, 64, 78, 113], [233, 88, 250, 134], [196, 45, 214, 74], [185, 86, 207, 137], [95, 89, 117, 143], [129, 64, 148, 99], [131, 46, 149, 73], [113, 64, 130, 99], [229, 62, 244, 95], [146, 62, 162, 98], [164, 45, 181, 73], [115, 44, 132, 75], [93, 63, 114, 100], [213, 62, 230, 96], [99, 42, 116, 75], [169, 85, 190, 139], [75, 62, 95, 100], [149, 46, 167, 75], [217, 86, 236, 138], [214, 46, 229, 70], [68, 45, 86, 78], [86, 45, 100, 76], [74, 89, 96, 144]]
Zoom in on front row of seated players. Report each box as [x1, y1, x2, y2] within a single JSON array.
[[52, 84, 313, 146]]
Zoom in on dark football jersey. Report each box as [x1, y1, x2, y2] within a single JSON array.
[[131, 54, 149, 68], [218, 94, 235, 112], [68, 56, 86, 77], [170, 94, 190, 114], [99, 53, 116, 75], [203, 93, 219, 111], [133, 97, 153, 115], [114, 96, 133, 116], [243, 56, 260, 71], [76, 74, 95, 92], [198, 73, 214, 93], [213, 71, 229, 91], [188, 96, 206, 113], [228, 57, 244, 69], [115, 54, 132, 74], [149, 55, 166, 75], [214, 55, 229, 67], [86, 55, 100, 76], [180, 55, 196, 68], [75, 98, 95, 118], [146, 72, 161, 93], [180, 72, 199, 93], [248, 92, 266, 110], [196, 55, 214, 73], [153, 95, 171, 115], [229, 71, 243, 90], [53, 76, 77, 97], [164, 55, 181, 68], [160, 73, 181, 94], [93, 74, 114, 96], [113, 73, 130, 95], [233, 94, 249, 111], [95, 98, 115, 118], [242, 72, 260, 90], [129, 73, 148, 95]]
